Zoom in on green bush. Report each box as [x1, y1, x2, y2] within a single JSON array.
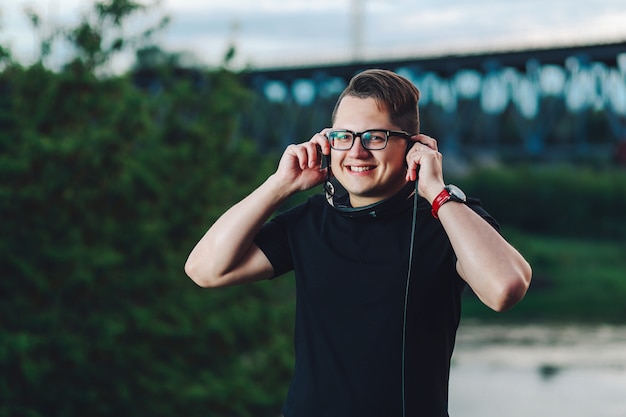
[[462, 231, 626, 322], [454, 165, 626, 239], [456, 166, 626, 323], [0, 56, 295, 416], [0, 2, 293, 416]]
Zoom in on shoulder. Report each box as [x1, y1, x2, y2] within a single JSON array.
[[275, 193, 328, 220], [466, 196, 500, 231]]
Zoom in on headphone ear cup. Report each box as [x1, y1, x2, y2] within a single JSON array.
[[322, 153, 330, 169], [404, 141, 412, 168], [323, 154, 334, 198]]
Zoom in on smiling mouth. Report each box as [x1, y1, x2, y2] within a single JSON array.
[[349, 166, 373, 173]]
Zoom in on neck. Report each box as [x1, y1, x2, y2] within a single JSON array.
[[348, 181, 411, 208]]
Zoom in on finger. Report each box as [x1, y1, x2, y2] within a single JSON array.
[[298, 141, 324, 169], [406, 159, 420, 182], [412, 134, 438, 151], [305, 142, 322, 168], [319, 127, 332, 136], [312, 130, 332, 155], [288, 144, 309, 170], [405, 149, 420, 181]]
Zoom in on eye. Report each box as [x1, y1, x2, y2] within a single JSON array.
[[332, 131, 353, 141], [363, 131, 386, 142]]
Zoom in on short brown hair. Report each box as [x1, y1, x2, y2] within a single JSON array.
[[331, 69, 421, 134]]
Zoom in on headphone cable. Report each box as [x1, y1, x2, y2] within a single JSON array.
[[402, 178, 419, 417]]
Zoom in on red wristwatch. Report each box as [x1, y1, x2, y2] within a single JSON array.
[[431, 185, 467, 219]]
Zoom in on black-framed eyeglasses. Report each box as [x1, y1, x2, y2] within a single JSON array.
[[326, 129, 412, 150]]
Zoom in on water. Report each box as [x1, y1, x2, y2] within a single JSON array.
[[449, 322, 626, 417]]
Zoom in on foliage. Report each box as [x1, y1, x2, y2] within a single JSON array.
[[0, 1, 292, 416], [456, 166, 626, 322], [452, 165, 626, 240], [24, 0, 169, 74], [462, 230, 626, 323]]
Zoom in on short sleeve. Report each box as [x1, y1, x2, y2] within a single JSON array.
[[466, 197, 500, 232], [253, 215, 294, 278]]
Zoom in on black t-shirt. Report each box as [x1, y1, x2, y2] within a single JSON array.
[[254, 187, 498, 417]]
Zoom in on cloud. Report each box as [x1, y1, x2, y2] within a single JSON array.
[[5, 0, 626, 70]]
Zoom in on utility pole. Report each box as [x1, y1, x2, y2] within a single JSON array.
[[351, 0, 364, 61]]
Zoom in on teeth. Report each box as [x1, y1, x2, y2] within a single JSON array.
[[350, 166, 371, 172]]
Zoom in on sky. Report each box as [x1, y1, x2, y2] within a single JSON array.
[[3, 0, 626, 71]]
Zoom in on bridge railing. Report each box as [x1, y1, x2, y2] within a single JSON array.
[[241, 42, 626, 165]]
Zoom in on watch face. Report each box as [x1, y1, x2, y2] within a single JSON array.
[[446, 184, 467, 202]]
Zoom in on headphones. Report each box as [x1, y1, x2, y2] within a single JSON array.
[[323, 141, 415, 218]]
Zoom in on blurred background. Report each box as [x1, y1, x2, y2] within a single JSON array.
[[1, 1, 625, 416]]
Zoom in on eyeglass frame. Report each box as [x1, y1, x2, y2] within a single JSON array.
[[326, 129, 413, 151]]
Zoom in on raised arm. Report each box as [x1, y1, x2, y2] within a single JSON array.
[[406, 134, 532, 312], [184, 133, 331, 288], [436, 201, 532, 311]]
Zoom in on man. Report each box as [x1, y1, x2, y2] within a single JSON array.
[[185, 69, 532, 417]]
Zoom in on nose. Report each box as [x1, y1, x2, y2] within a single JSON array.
[[347, 134, 371, 156]]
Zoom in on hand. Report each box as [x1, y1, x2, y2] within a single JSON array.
[[274, 129, 332, 193], [405, 134, 446, 203]]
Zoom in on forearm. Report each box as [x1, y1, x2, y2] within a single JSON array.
[[184, 174, 292, 287], [437, 202, 532, 312]]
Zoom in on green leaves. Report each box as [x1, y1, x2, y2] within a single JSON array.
[[456, 166, 626, 239], [0, 2, 290, 416], [95, 0, 146, 26]]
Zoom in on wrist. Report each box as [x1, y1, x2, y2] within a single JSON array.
[[265, 174, 297, 201], [430, 184, 467, 219], [422, 180, 448, 205]]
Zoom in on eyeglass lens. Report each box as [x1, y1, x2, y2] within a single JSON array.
[[328, 130, 388, 150]]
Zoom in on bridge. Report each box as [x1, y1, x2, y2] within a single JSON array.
[[241, 41, 626, 165]]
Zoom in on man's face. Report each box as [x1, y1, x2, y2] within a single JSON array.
[[331, 96, 409, 207]]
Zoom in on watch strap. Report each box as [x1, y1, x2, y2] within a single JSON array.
[[431, 188, 451, 219]]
